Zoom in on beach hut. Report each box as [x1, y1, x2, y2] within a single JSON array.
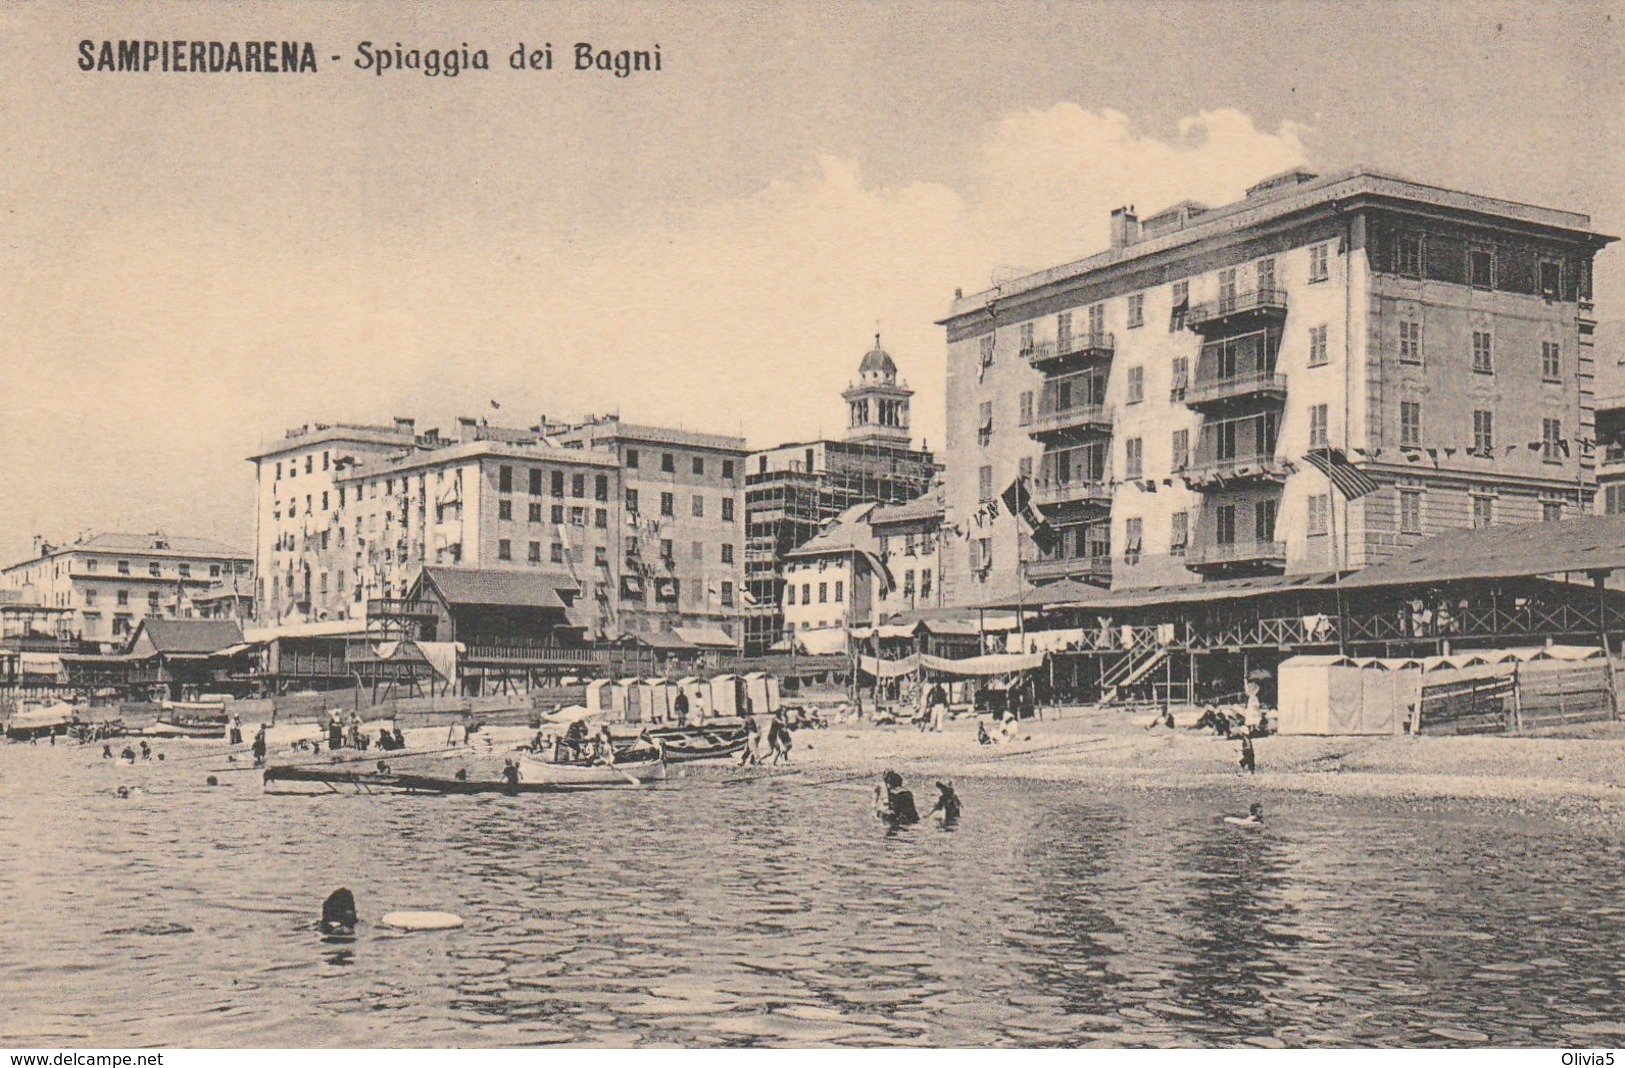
[[742, 671, 781, 715], [617, 677, 648, 723], [642, 678, 677, 724], [1277, 655, 1422, 736], [709, 674, 741, 718], [675, 677, 709, 722], [585, 679, 625, 720]]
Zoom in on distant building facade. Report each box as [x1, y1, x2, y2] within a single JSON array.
[[941, 168, 1613, 600], [743, 338, 938, 654], [0, 532, 253, 643], [249, 414, 747, 641]]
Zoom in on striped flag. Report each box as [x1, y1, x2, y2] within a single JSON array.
[[1301, 448, 1381, 500]]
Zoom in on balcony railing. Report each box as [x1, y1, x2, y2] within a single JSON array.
[[1027, 332, 1115, 369], [366, 598, 440, 619], [1186, 288, 1289, 332], [462, 643, 603, 665], [1186, 539, 1288, 570], [1031, 478, 1112, 508], [1183, 370, 1288, 409], [1024, 554, 1113, 585], [1182, 454, 1289, 487], [1028, 402, 1113, 438]]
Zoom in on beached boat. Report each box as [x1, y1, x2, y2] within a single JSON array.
[[647, 725, 748, 763], [150, 701, 228, 739], [517, 747, 666, 786], [262, 764, 635, 795], [4, 701, 77, 741]]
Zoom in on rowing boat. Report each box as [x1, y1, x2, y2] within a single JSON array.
[[647, 726, 748, 763], [517, 749, 666, 786]]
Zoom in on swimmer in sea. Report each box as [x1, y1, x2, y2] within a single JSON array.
[[874, 770, 920, 825], [929, 781, 962, 823]]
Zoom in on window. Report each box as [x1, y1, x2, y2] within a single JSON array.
[[722, 497, 735, 522], [1469, 248, 1494, 290], [980, 334, 996, 368], [595, 475, 609, 502], [1124, 518, 1143, 564], [1218, 267, 1237, 307], [1171, 429, 1189, 472], [117, 589, 128, 606], [720, 581, 734, 607], [661, 453, 675, 473], [551, 470, 565, 497], [978, 401, 993, 445], [498, 539, 512, 561], [86, 559, 98, 573], [818, 582, 828, 604], [528, 541, 542, 563], [1127, 293, 1145, 329], [1256, 499, 1278, 542], [1088, 303, 1105, 337], [1399, 321, 1422, 365], [1473, 331, 1494, 374], [498, 499, 513, 521], [1540, 259, 1562, 300], [786, 584, 796, 606], [530, 469, 543, 495], [149, 562, 161, 577], [626, 448, 639, 469], [1018, 391, 1033, 426], [305, 455, 313, 474], [275, 462, 282, 480], [529, 502, 543, 523], [1472, 494, 1495, 529], [499, 465, 513, 493], [569, 506, 587, 526], [626, 488, 639, 513], [1542, 342, 1562, 382], [692, 495, 705, 518], [691, 541, 704, 563], [208, 564, 219, 577], [552, 542, 564, 564], [660, 492, 675, 517], [1399, 401, 1422, 448], [692, 456, 705, 476], [978, 465, 994, 502], [1124, 437, 1143, 479], [595, 508, 607, 529], [1169, 280, 1189, 331], [1399, 489, 1422, 534], [722, 460, 735, 480], [1307, 493, 1329, 536], [1473, 409, 1494, 454], [1309, 324, 1329, 367], [1170, 510, 1189, 552], [1170, 356, 1189, 398], [1057, 311, 1073, 349], [1543, 418, 1563, 463], [148, 591, 160, 608], [1608, 486, 1625, 515], [1019, 321, 1034, 354], [660, 539, 674, 561], [1308, 243, 1329, 283], [1018, 457, 1032, 481], [1126, 366, 1144, 404], [1309, 404, 1329, 449], [801, 582, 810, 604], [567, 473, 582, 499], [1394, 235, 1423, 278], [178, 563, 191, 578], [722, 543, 734, 564], [1543, 500, 1563, 523], [903, 570, 915, 598], [84, 588, 98, 607], [551, 504, 565, 525]]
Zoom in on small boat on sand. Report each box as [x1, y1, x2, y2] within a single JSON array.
[[150, 701, 228, 739], [4, 701, 78, 741], [646, 725, 747, 763], [518, 748, 666, 786]]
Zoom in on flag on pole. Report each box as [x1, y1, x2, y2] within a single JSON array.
[[1301, 448, 1381, 500], [1000, 477, 1058, 552]]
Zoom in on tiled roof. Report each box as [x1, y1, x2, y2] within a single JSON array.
[[134, 619, 245, 655], [423, 567, 578, 610], [1341, 515, 1625, 588]]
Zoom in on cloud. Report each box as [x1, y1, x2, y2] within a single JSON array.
[[0, 105, 1310, 559]]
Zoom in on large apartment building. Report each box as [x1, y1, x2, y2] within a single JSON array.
[[742, 338, 938, 653], [249, 415, 748, 640], [941, 167, 1613, 599], [0, 532, 253, 643]]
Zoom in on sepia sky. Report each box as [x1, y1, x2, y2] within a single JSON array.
[[0, 0, 1620, 563]]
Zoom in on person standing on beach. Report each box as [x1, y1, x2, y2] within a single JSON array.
[[674, 688, 690, 727], [252, 726, 268, 768], [1239, 733, 1256, 774], [926, 682, 948, 733]]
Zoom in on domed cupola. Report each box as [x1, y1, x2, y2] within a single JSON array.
[[843, 334, 913, 446]]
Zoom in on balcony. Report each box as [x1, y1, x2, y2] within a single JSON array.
[[1186, 288, 1289, 334], [1185, 538, 1287, 574], [1182, 370, 1288, 411], [1031, 477, 1113, 510], [1028, 402, 1113, 441], [1027, 331, 1114, 373], [461, 643, 604, 666], [1024, 554, 1113, 586], [1181, 454, 1289, 488], [366, 598, 440, 619]]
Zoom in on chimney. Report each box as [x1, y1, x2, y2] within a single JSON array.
[[457, 416, 478, 442], [1110, 206, 1139, 249], [392, 416, 415, 434]]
